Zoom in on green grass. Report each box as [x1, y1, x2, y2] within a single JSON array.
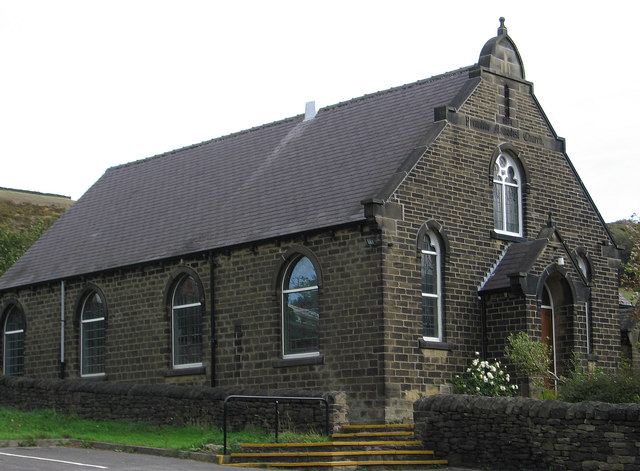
[[0, 407, 328, 452]]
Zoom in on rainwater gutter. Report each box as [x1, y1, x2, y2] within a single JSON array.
[[208, 252, 216, 387], [60, 280, 66, 379]]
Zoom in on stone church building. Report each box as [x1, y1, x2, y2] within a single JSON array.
[[0, 19, 621, 422]]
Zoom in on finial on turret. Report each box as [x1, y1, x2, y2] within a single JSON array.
[[498, 17, 507, 36]]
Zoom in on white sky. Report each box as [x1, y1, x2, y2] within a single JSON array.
[[1, 1, 638, 223]]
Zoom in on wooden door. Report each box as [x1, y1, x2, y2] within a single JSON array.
[[541, 307, 555, 388]]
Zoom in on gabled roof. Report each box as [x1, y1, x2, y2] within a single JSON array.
[[478, 238, 548, 294], [0, 67, 475, 290]]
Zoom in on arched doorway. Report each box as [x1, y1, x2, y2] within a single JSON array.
[[541, 285, 556, 390], [540, 271, 575, 391]]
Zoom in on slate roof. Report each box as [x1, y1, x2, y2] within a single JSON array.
[[478, 239, 548, 294], [0, 67, 477, 290]]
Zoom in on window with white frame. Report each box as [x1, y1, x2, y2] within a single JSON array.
[[421, 231, 442, 341], [81, 291, 106, 376], [577, 253, 592, 354], [3, 305, 25, 376], [282, 256, 319, 358], [172, 275, 203, 368], [493, 153, 522, 235]]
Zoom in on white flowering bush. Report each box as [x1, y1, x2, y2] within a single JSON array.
[[452, 352, 518, 397]]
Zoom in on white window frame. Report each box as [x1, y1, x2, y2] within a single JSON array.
[[282, 256, 320, 359], [80, 292, 106, 377], [493, 152, 523, 236], [421, 231, 442, 342], [3, 306, 25, 377], [171, 276, 203, 369]]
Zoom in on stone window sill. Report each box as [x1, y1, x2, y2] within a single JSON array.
[[80, 374, 107, 381], [273, 355, 324, 368], [490, 230, 525, 243], [164, 365, 206, 377], [418, 339, 453, 351]]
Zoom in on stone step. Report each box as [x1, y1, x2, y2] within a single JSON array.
[[240, 440, 423, 453], [226, 458, 449, 468], [225, 423, 448, 469], [231, 449, 437, 463]]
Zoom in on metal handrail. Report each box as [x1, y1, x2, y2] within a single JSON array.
[[222, 394, 329, 455]]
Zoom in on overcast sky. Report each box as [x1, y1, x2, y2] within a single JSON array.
[[1, 1, 637, 223]]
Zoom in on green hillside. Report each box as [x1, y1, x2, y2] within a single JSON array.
[[0, 187, 73, 229], [0, 188, 73, 276]]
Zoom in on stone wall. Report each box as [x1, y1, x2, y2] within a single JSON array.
[[0, 376, 346, 433], [414, 394, 640, 471]]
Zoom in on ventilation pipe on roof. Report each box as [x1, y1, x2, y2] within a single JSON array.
[[304, 101, 316, 121], [60, 280, 66, 379]]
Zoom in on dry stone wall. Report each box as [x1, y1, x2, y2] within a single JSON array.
[[414, 394, 640, 471]]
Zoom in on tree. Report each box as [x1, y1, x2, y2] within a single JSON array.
[[620, 214, 640, 296], [0, 219, 52, 276]]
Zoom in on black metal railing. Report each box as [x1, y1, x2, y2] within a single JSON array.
[[222, 394, 329, 455]]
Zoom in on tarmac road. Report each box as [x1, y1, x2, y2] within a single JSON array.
[[0, 446, 481, 471]]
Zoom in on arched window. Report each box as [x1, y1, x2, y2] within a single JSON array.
[[493, 153, 522, 235], [81, 291, 106, 376], [576, 252, 592, 354], [282, 256, 319, 358], [3, 305, 25, 376], [421, 231, 442, 341], [172, 275, 203, 368]]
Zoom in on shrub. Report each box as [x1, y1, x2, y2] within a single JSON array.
[[504, 331, 555, 390], [558, 368, 640, 404], [453, 352, 518, 397]]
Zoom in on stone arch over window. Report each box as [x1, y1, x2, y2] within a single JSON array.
[[573, 247, 594, 354], [75, 284, 108, 377], [573, 247, 593, 284], [490, 144, 528, 237], [416, 221, 447, 342], [275, 247, 322, 358], [1, 300, 26, 377], [165, 267, 205, 369]]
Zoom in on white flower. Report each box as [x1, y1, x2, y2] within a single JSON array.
[[472, 359, 479, 366], [487, 372, 494, 380], [476, 387, 480, 392], [500, 385, 506, 391], [475, 351, 480, 356], [483, 377, 488, 383], [490, 365, 497, 373]]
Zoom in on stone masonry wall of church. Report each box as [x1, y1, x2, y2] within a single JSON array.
[[378, 73, 620, 406], [0, 223, 387, 422]]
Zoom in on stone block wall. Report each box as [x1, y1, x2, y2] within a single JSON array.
[[414, 394, 640, 471], [0, 223, 385, 423], [0, 376, 346, 433]]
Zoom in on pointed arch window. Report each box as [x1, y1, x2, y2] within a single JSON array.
[[3, 305, 25, 376], [493, 153, 522, 235], [172, 275, 203, 368], [421, 231, 442, 341], [81, 291, 106, 376], [282, 256, 319, 358]]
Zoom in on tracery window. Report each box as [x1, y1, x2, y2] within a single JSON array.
[[3, 305, 25, 376], [172, 275, 203, 367], [282, 256, 319, 358], [81, 291, 106, 376], [493, 153, 522, 235], [421, 231, 442, 341]]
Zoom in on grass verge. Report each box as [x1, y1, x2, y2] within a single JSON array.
[[0, 407, 328, 452]]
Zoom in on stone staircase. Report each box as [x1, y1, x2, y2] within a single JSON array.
[[224, 423, 448, 468]]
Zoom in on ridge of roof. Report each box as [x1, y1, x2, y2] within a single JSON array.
[[323, 65, 475, 113], [109, 113, 304, 173], [109, 65, 475, 174]]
